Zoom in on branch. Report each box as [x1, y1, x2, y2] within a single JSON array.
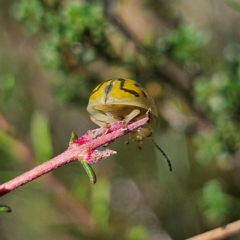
[[0, 111, 150, 197], [186, 220, 240, 240]]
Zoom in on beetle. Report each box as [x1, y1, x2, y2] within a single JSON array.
[[87, 78, 158, 142], [87, 78, 172, 171]]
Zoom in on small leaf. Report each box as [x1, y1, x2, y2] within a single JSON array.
[[0, 204, 12, 213], [69, 131, 78, 145], [80, 160, 97, 184]]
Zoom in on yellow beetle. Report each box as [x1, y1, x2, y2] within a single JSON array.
[[87, 78, 158, 143], [87, 78, 172, 171]]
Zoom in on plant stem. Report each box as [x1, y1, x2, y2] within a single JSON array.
[[0, 112, 150, 196], [186, 220, 240, 240]]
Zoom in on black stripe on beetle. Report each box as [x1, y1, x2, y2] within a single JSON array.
[[141, 90, 147, 98], [116, 78, 140, 97], [134, 83, 147, 98], [91, 81, 107, 95]]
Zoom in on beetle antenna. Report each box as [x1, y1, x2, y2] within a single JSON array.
[[152, 139, 172, 171]]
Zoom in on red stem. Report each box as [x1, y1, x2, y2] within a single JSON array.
[[0, 112, 150, 196]]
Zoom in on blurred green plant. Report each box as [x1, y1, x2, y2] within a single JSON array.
[[30, 111, 53, 163], [91, 179, 110, 231], [12, 0, 108, 104], [12, 0, 210, 105], [12, 0, 44, 34], [126, 225, 148, 240], [0, 74, 16, 103], [198, 180, 232, 226], [161, 22, 208, 65], [194, 44, 240, 168], [226, 0, 240, 11], [3, 0, 240, 239]]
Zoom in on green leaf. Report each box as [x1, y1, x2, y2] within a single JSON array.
[[30, 111, 53, 162], [0, 204, 12, 213], [81, 160, 97, 184], [69, 131, 78, 145]]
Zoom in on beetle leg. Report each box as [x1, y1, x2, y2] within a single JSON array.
[[123, 109, 141, 127], [89, 116, 110, 138], [138, 141, 143, 149], [90, 116, 109, 128]]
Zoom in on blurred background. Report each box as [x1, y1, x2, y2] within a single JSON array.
[[1, 0, 240, 239]]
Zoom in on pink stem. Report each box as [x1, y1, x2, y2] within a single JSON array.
[[0, 112, 150, 196]]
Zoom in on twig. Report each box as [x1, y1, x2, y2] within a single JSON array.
[[0, 111, 150, 196], [186, 220, 240, 240]]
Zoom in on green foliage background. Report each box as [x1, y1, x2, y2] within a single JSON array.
[[1, 0, 240, 239]]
